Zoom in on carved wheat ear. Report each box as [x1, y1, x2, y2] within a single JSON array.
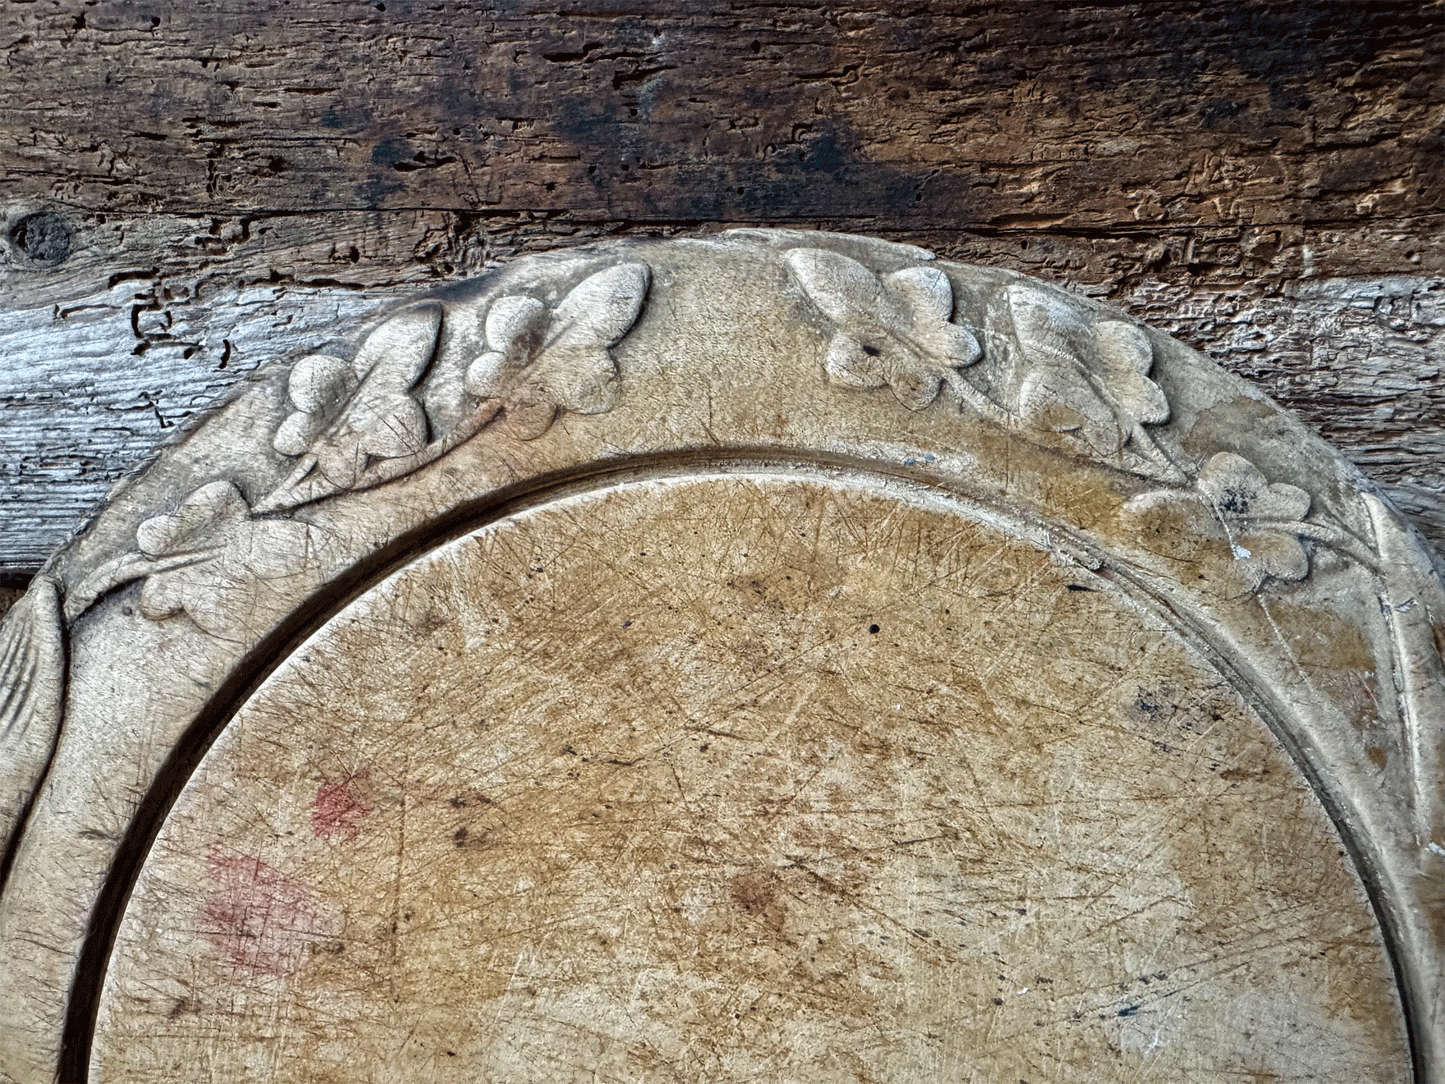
[[0, 576, 65, 865]]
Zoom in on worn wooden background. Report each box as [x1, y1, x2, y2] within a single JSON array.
[[1, 0, 1441, 584]]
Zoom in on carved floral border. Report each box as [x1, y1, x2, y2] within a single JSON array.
[[0, 232, 1440, 1081]]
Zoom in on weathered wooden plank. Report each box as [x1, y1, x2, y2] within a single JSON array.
[[1, 0, 1441, 570], [3, 1, 1439, 227]]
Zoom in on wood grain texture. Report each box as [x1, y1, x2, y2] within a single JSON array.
[[1, 0, 1442, 568]]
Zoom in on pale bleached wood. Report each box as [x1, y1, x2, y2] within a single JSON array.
[[2, 244, 1440, 568]]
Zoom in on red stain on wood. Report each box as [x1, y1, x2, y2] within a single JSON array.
[[310, 774, 371, 841], [200, 845, 342, 974]]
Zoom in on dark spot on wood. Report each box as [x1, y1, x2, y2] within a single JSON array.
[[10, 211, 72, 264], [1219, 766, 1267, 781], [729, 870, 786, 933]]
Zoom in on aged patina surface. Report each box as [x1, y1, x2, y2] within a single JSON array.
[[0, 233, 1441, 1082]]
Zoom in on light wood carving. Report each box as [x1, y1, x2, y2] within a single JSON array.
[[1, 231, 1441, 1083]]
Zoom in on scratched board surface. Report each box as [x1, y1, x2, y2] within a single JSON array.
[[90, 476, 1409, 1082]]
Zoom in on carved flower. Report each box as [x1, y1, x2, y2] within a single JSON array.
[[1194, 452, 1313, 583], [133, 480, 326, 638], [464, 262, 651, 439], [1008, 283, 1176, 478], [784, 248, 981, 410]]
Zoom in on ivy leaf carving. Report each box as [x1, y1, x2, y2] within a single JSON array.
[[1194, 452, 1313, 583], [258, 262, 652, 511], [465, 262, 650, 439], [318, 303, 439, 466], [68, 478, 334, 637], [785, 249, 981, 410], [1008, 284, 1179, 480], [272, 354, 357, 457]]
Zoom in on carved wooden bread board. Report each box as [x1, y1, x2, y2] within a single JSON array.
[[2, 231, 1441, 1082]]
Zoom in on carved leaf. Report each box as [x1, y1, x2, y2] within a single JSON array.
[[272, 413, 316, 459], [466, 263, 650, 438], [519, 262, 649, 417], [261, 265, 651, 509], [273, 353, 357, 456], [473, 296, 549, 393], [548, 261, 652, 350], [1196, 452, 1311, 523], [1226, 530, 1311, 584], [350, 392, 430, 461], [1016, 366, 1123, 449], [289, 354, 356, 415], [136, 480, 247, 557], [1094, 322, 1168, 426], [318, 304, 440, 468], [132, 481, 327, 637], [0, 575, 65, 857], [503, 400, 560, 441], [786, 249, 981, 411], [885, 264, 953, 325], [823, 334, 886, 390], [349, 303, 443, 388], [1008, 284, 1172, 470], [1127, 451, 1316, 586], [1194, 453, 1313, 582], [260, 304, 444, 510], [787, 249, 884, 328]]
